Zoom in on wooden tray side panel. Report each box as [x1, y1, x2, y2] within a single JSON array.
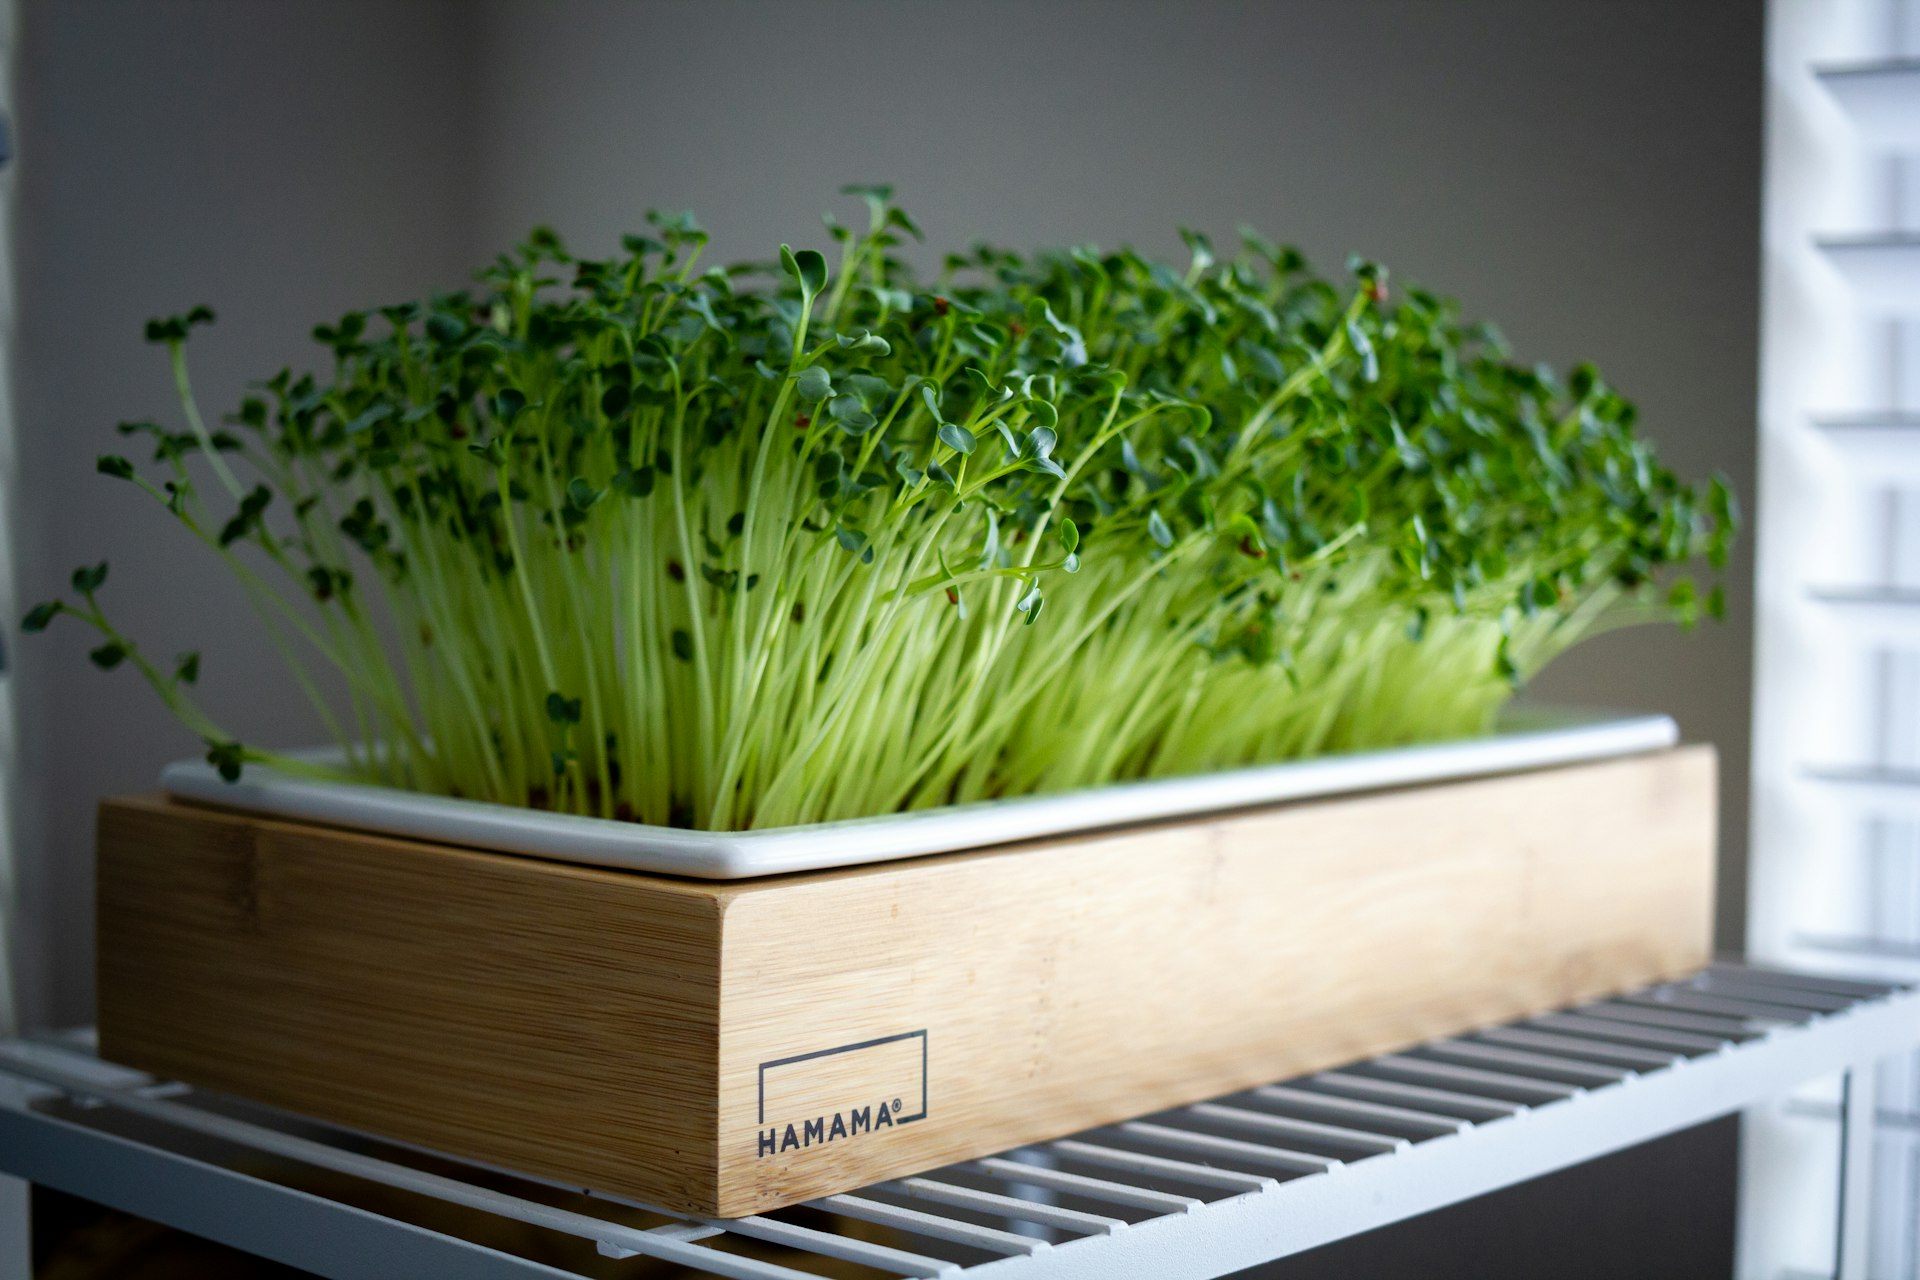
[[713, 748, 1716, 1214], [95, 796, 725, 1210], [95, 749, 1715, 1217]]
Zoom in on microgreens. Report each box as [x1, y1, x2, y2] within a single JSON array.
[[26, 188, 1736, 829]]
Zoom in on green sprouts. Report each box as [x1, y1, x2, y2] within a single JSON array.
[[26, 189, 1736, 829]]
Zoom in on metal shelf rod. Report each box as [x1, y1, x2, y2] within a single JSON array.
[[1, 964, 1913, 1280]]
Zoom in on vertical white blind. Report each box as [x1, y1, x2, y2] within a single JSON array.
[[1750, 2, 1920, 1276]]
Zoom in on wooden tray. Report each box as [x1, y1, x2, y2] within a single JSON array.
[[96, 746, 1716, 1217]]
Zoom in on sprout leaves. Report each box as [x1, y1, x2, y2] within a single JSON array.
[[1147, 510, 1174, 549], [781, 244, 828, 303], [71, 562, 109, 595], [795, 366, 833, 404], [938, 422, 976, 456], [204, 739, 245, 782], [25, 188, 1735, 829]]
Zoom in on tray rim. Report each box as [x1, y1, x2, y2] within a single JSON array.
[[160, 705, 1679, 880]]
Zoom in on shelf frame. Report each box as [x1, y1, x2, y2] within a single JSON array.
[[1, 963, 1914, 1280]]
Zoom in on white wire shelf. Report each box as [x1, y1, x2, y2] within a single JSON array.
[[1813, 413, 1920, 481], [1817, 58, 1920, 149], [1815, 234, 1920, 311], [1, 962, 1914, 1280]]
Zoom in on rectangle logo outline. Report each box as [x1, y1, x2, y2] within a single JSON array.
[[757, 1029, 928, 1127]]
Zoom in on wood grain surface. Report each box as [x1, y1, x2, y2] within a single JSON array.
[[96, 797, 725, 1209], [97, 747, 1716, 1216]]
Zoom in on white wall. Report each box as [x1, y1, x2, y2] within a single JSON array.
[[8, 0, 1762, 1030]]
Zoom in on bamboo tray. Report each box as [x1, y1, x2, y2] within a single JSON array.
[[158, 706, 1677, 878], [99, 739, 1716, 1217]]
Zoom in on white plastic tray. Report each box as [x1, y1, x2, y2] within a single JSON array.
[[160, 707, 1678, 880]]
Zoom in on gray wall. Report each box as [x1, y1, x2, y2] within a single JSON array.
[[9, 0, 1760, 1031], [10, 0, 476, 1029]]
